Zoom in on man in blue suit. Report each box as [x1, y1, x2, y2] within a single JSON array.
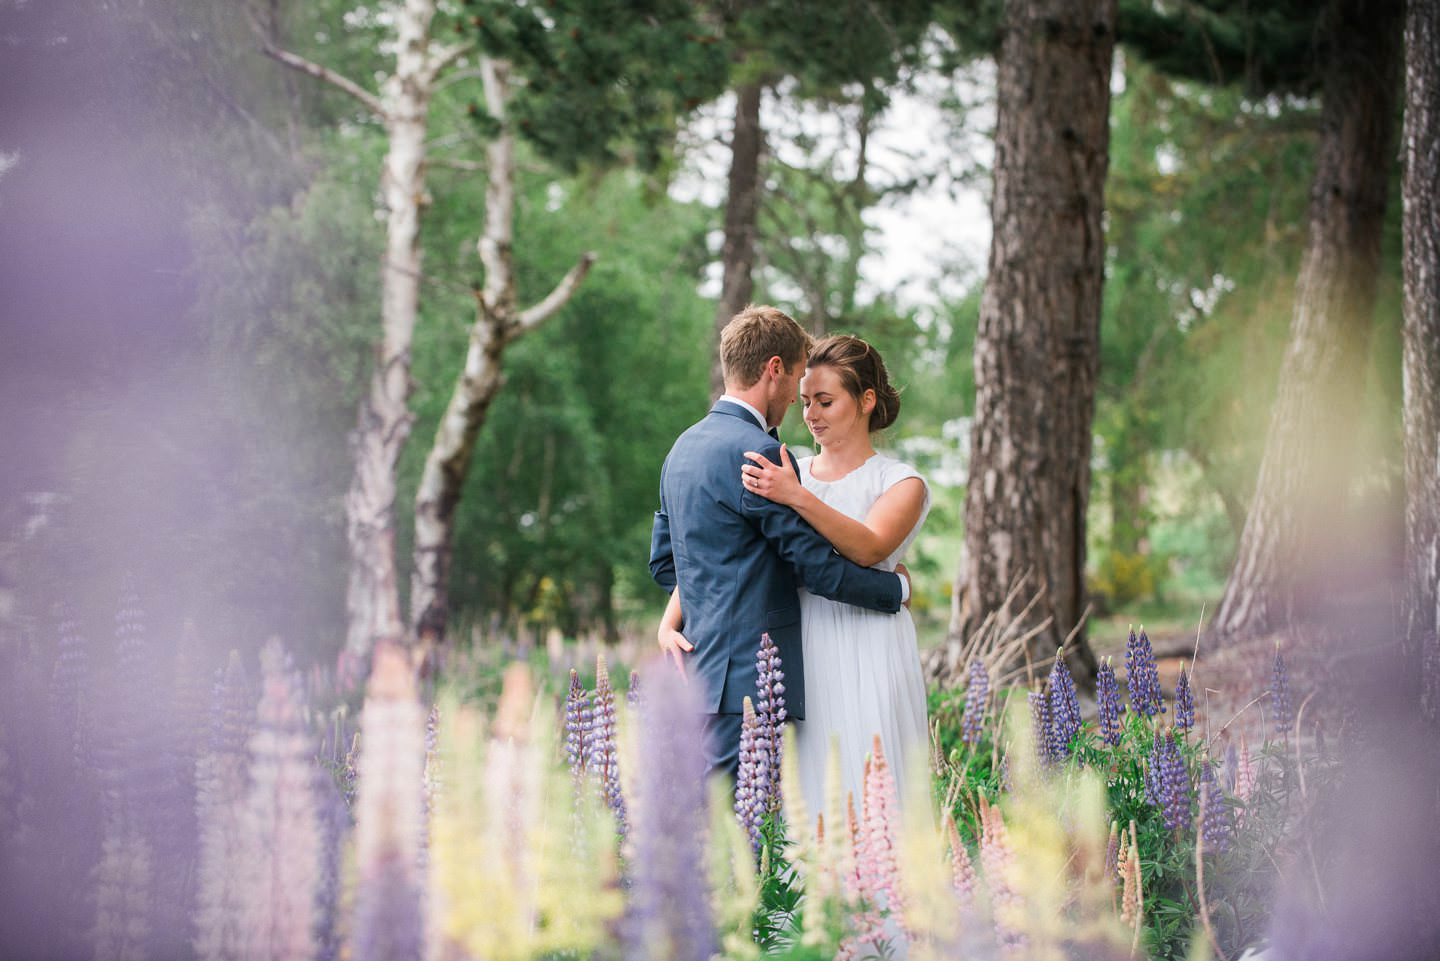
[[649, 305, 908, 778]]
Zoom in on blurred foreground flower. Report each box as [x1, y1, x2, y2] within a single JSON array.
[[235, 640, 321, 959], [624, 659, 715, 960], [428, 663, 621, 959], [350, 642, 425, 960]]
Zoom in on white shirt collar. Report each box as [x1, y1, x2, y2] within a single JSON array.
[[718, 394, 769, 433]]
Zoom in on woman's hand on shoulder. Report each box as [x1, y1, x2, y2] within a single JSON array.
[[741, 444, 807, 508]]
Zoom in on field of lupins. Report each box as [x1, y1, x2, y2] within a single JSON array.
[[0, 582, 1421, 960]]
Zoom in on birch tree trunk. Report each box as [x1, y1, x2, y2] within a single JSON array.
[[409, 57, 595, 646], [710, 79, 765, 397], [259, 0, 470, 665], [934, 0, 1115, 687], [1213, 0, 1403, 640], [1401, 0, 1440, 720]]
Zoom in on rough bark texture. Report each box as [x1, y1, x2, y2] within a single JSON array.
[[1401, 0, 1440, 720], [408, 57, 594, 646], [1213, 0, 1403, 640], [710, 80, 765, 397], [937, 0, 1115, 686]]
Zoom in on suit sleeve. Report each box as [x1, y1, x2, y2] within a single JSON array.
[[740, 443, 902, 614], [649, 469, 677, 592]]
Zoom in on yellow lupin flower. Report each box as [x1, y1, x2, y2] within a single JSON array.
[[426, 665, 622, 959]]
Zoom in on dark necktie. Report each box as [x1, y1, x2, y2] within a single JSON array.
[[768, 427, 779, 441]]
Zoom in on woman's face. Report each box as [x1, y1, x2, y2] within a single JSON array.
[[800, 364, 872, 448]]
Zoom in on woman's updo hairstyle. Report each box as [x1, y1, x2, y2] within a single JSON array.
[[807, 334, 901, 432]]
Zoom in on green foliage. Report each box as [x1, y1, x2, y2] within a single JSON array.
[[397, 163, 716, 631], [929, 667, 1296, 960], [451, 0, 731, 172]]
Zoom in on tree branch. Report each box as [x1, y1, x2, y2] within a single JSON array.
[[430, 158, 487, 172], [424, 41, 477, 85], [515, 253, 599, 334], [261, 43, 386, 119]]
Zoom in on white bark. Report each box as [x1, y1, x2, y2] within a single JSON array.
[[410, 57, 595, 640], [259, 0, 467, 662], [340, 0, 437, 661]]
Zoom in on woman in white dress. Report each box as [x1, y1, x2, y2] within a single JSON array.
[[736, 335, 931, 820]]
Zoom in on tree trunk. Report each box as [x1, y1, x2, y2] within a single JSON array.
[[261, 0, 475, 666], [333, 0, 439, 664], [1402, 0, 1440, 720], [936, 0, 1115, 688], [710, 79, 765, 397], [409, 57, 594, 646], [1213, 0, 1403, 640]]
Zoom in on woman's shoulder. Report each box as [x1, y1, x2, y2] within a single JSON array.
[[874, 453, 928, 492]]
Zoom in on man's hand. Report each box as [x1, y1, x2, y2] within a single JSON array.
[[896, 562, 912, 609], [658, 624, 694, 682]]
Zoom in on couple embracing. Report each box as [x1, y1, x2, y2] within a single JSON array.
[[649, 305, 931, 816]]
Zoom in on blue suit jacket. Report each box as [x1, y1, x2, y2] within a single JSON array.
[[649, 400, 903, 720]]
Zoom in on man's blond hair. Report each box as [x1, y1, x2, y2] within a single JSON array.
[[719, 305, 813, 389]]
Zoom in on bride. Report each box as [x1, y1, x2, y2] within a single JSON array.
[[663, 334, 931, 818]]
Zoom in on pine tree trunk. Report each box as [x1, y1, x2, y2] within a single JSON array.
[[341, 0, 440, 663], [1401, 0, 1440, 720], [710, 79, 764, 397], [1213, 0, 1403, 640], [938, 0, 1115, 686], [409, 58, 594, 647]]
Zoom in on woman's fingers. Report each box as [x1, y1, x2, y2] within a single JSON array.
[[743, 450, 779, 468], [741, 463, 774, 494]]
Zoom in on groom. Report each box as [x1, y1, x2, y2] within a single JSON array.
[[649, 305, 909, 778]]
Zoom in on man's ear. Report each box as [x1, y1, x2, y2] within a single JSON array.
[[766, 355, 785, 378]]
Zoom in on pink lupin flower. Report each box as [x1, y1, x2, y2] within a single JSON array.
[[945, 813, 977, 908], [979, 795, 1024, 955], [238, 639, 321, 959], [349, 641, 426, 960], [838, 737, 906, 958]]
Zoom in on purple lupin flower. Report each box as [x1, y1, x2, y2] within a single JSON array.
[[589, 655, 627, 838], [1096, 656, 1125, 746], [1125, 626, 1165, 718], [1145, 731, 1191, 832], [624, 658, 716, 960], [961, 660, 989, 746], [1271, 651, 1293, 735], [49, 600, 91, 772], [627, 670, 641, 709], [1029, 689, 1052, 767], [565, 669, 592, 784], [754, 634, 785, 807], [1046, 651, 1082, 761], [734, 696, 766, 854], [1199, 763, 1234, 855], [195, 653, 256, 960], [1174, 662, 1195, 732]]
